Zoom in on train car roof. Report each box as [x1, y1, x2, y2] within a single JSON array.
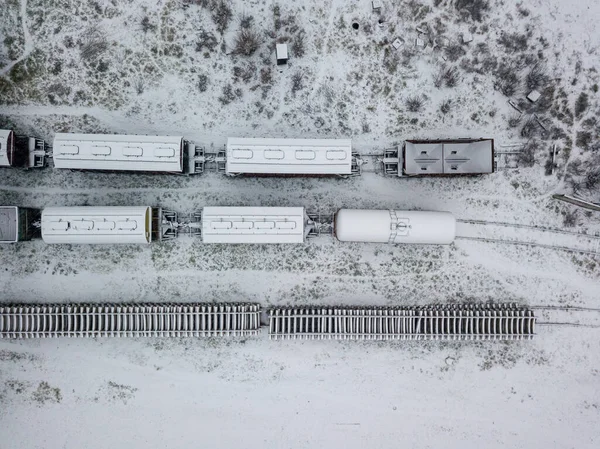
[[41, 206, 152, 244], [0, 130, 13, 167], [404, 139, 494, 175], [202, 206, 305, 244], [52, 133, 184, 172], [0, 206, 18, 243], [226, 137, 353, 175]]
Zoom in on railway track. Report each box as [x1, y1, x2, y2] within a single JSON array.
[[532, 306, 600, 329], [268, 304, 536, 341], [0, 303, 261, 338], [455, 219, 600, 256]]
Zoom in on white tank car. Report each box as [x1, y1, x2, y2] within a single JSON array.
[[334, 209, 456, 244], [41, 206, 152, 244]]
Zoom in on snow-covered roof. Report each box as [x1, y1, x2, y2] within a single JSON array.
[[334, 209, 456, 244], [404, 139, 494, 175], [0, 130, 13, 167], [0, 206, 18, 243], [41, 206, 152, 244], [202, 206, 306, 244], [226, 138, 353, 175], [276, 44, 288, 60], [52, 134, 184, 172]]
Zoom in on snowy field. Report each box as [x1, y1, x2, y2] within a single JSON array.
[[1, 0, 600, 448]]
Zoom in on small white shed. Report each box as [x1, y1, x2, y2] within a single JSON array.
[[276, 44, 288, 65]]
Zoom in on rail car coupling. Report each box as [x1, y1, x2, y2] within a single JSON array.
[[0, 303, 261, 338], [268, 303, 536, 341]]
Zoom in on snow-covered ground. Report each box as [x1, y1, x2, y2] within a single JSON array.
[[1, 0, 599, 447]]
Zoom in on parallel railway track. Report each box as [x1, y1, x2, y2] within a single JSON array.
[[455, 219, 600, 256]]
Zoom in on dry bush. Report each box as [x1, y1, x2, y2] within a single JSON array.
[[292, 32, 306, 57], [406, 96, 424, 113], [455, 0, 489, 22], [508, 113, 522, 128], [134, 77, 145, 95], [291, 71, 304, 95], [444, 43, 466, 62], [211, 0, 233, 34], [518, 139, 538, 167], [494, 65, 520, 97], [498, 32, 531, 53], [434, 66, 459, 88], [198, 74, 209, 92], [80, 28, 108, 62], [219, 83, 237, 104], [233, 27, 261, 56], [575, 92, 589, 118], [525, 62, 548, 91], [239, 14, 253, 29], [196, 30, 218, 52], [562, 209, 579, 228], [440, 99, 451, 114]]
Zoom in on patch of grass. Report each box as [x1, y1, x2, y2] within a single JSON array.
[[444, 43, 466, 62], [211, 0, 233, 34], [292, 32, 306, 58], [406, 95, 424, 113], [80, 27, 108, 62], [195, 30, 218, 52], [574, 92, 589, 118], [455, 0, 489, 22], [31, 381, 62, 404], [291, 71, 304, 95], [198, 73, 209, 92], [518, 139, 538, 167], [218, 83, 237, 104], [498, 32, 531, 53], [439, 99, 451, 114]]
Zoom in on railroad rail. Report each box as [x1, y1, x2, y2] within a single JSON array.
[[268, 304, 536, 341], [0, 303, 261, 338], [455, 219, 600, 256]]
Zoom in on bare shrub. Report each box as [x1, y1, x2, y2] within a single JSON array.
[[292, 32, 306, 57], [80, 28, 108, 62], [141, 16, 156, 33], [576, 131, 592, 149], [508, 113, 522, 128], [196, 30, 218, 52], [455, 0, 489, 22], [233, 27, 261, 56], [562, 209, 579, 228], [260, 67, 272, 84], [211, 0, 233, 34], [434, 65, 459, 88], [406, 96, 424, 113], [518, 139, 538, 167], [198, 74, 209, 92], [134, 77, 145, 95], [383, 48, 400, 74], [575, 92, 589, 118], [525, 62, 548, 91], [291, 71, 304, 95], [494, 65, 520, 97], [584, 171, 600, 191], [444, 43, 466, 62], [521, 119, 538, 138], [498, 32, 530, 53], [219, 83, 236, 105], [239, 13, 254, 29], [440, 99, 451, 114]]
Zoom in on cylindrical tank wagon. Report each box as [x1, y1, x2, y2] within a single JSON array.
[[334, 209, 456, 245]]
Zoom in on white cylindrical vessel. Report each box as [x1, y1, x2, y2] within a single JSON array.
[[334, 209, 456, 244]]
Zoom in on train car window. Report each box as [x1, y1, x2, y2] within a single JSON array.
[[117, 220, 138, 230], [255, 221, 275, 229], [211, 221, 232, 229], [232, 221, 253, 229], [72, 220, 94, 231], [123, 147, 143, 157], [275, 221, 296, 229], [91, 146, 111, 156], [60, 145, 79, 155], [295, 150, 316, 160], [264, 149, 284, 160], [95, 221, 115, 230], [154, 147, 176, 157], [326, 150, 347, 160], [232, 149, 253, 159]]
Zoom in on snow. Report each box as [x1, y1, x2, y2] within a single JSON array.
[[0, 0, 600, 447]]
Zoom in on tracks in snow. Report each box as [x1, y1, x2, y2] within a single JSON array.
[[532, 306, 600, 329], [455, 219, 600, 256]]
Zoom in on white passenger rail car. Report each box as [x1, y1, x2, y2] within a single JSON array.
[[226, 137, 360, 176], [202, 206, 308, 244], [41, 206, 178, 244], [52, 133, 205, 174]]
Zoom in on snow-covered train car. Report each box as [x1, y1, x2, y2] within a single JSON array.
[[334, 209, 456, 244], [382, 139, 494, 176], [0, 206, 40, 243], [52, 133, 205, 174], [41, 206, 177, 244], [226, 138, 358, 176], [201, 206, 307, 243], [0, 129, 47, 168]]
